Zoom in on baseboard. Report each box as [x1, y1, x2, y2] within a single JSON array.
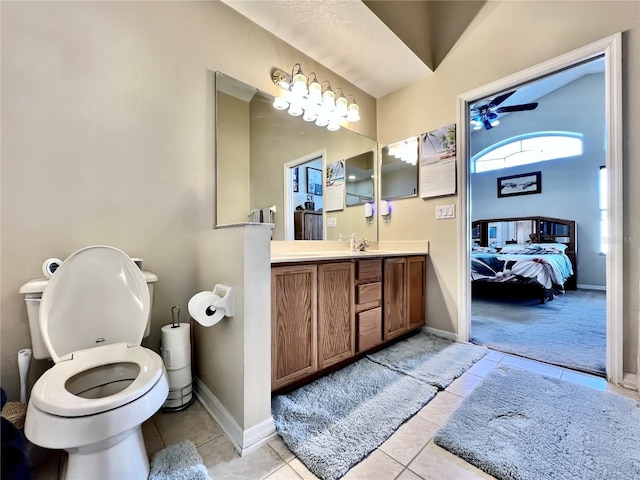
[[621, 372, 638, 391], [423, 326, 458, 341], [576, 284, 606, 291], [194, 378, 277, 456]]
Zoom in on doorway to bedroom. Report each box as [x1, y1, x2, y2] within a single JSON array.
[[463, 44, 618, 378]]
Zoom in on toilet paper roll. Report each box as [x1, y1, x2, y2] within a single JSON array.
[[42, 258, 62, 279], [167, 365, 192, 389], [160, 323, 191, 370], [188, 291, 225, 327]]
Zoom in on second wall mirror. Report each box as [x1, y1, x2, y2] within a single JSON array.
[[380, 137, 419, 200]]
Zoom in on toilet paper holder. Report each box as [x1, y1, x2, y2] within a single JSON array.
[[209, 283, 234, 318], [188, 283, 235, 328]]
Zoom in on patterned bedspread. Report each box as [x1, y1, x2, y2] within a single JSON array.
[[471, 252, 574, 289]]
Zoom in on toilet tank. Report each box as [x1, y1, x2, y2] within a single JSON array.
[[19, 272, 158, 360]]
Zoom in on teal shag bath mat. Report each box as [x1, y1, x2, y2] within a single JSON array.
[[148, 439, 210, 480], [434, 366, 640, 480]]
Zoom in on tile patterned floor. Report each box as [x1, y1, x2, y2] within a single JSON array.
[[31, 350, 640, 480]]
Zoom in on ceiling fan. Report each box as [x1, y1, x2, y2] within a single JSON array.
[[470, 91, 538, 130]]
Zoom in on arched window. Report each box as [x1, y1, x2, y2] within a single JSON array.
[[472, 132, 583, 173]]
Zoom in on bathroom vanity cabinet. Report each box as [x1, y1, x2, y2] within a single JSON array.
[[271, 254, 426, 391], [271, 264, 317, 390], [384, 256, 426, 340]]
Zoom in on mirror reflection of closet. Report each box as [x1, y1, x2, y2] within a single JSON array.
[[488, 220, 535, 246], [380, 137, 419, 200], [214, 71, 378, 241]]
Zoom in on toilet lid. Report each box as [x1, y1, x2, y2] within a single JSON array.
[[40, 246, 150, 363]]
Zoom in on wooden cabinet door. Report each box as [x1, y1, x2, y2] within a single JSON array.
[[407, 256, 426, 330], [271, 265, 317, 390], [383, 257, 407, 340], [318, 262, 355, 369]]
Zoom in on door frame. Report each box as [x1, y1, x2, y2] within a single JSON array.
[[283, 149, 326, 240], [456, 33, 624, 384]]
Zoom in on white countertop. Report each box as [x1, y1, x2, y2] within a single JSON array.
[[270, 240, 429, 263]]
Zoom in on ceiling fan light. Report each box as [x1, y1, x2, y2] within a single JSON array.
[[327, 121, 340, 131], [490, 119, 500, 127]]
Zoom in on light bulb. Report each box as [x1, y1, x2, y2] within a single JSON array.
[[322, 89, 335, 113], [490, 119, 500, 127], [327, 120, 340, 131], [288, 101, 303, 117], [335, 95, 348, 117], [273, 97, 289, 110], [291, 72, 308, 98], [346, 102, 360, 122], [315, 115, 329, 127], [308, 79, 322, 105], [303, 109, 317, 122]]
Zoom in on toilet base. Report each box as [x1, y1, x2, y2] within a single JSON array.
[[65, 426, 149, 480]]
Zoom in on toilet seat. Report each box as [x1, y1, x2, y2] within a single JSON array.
[[30, 342, 164, 417]]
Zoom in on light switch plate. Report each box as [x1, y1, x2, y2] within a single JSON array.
[[327, 217, 337, 228], [436, 204, 455, 219]]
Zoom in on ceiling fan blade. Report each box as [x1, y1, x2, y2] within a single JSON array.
[[487, 91, 515, 108], [496, 102, 539, 113]]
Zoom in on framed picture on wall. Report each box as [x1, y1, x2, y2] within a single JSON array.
[[497, 171, 541, 198], [293, 167, 299, 192], [307, 167, 323, 196]]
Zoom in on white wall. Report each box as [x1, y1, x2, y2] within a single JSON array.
[[471, 73, 606, 287], [0, 1, 376, 403]]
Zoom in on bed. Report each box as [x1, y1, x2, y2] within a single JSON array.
[[471, 217, 576, 303]]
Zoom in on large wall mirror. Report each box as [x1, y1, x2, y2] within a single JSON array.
[[215, 72, 378, 241], [380, 137, 419, 200]]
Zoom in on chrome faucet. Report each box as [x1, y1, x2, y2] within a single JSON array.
[[356, 238, 369, 252]]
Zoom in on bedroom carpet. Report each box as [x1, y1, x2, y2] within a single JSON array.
[[271, 333, 486, 480], [434, 366, 640, 480], [471, 289, 605, 375]]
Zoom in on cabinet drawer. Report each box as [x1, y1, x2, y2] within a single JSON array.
[[356, 282, 381, 305], [357, 307, 382, 353], [356, 259, 381, 282]]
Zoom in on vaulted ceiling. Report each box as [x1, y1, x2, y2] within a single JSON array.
[[221, 0, 486, 98]]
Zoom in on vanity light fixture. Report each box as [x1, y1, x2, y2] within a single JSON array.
[[271, 64, 360, 131]]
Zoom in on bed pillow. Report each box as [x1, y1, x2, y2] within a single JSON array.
[[472, 246, 497, 253], [526, 243, 568, 252], [499, 243, 568, 254]]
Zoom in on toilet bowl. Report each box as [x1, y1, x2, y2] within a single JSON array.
[[23, 246, 169, 480]]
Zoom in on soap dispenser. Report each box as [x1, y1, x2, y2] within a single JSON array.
[[349, 233, 356, 252]]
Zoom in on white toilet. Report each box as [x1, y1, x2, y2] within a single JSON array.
[[22, 245, 169, 480]]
